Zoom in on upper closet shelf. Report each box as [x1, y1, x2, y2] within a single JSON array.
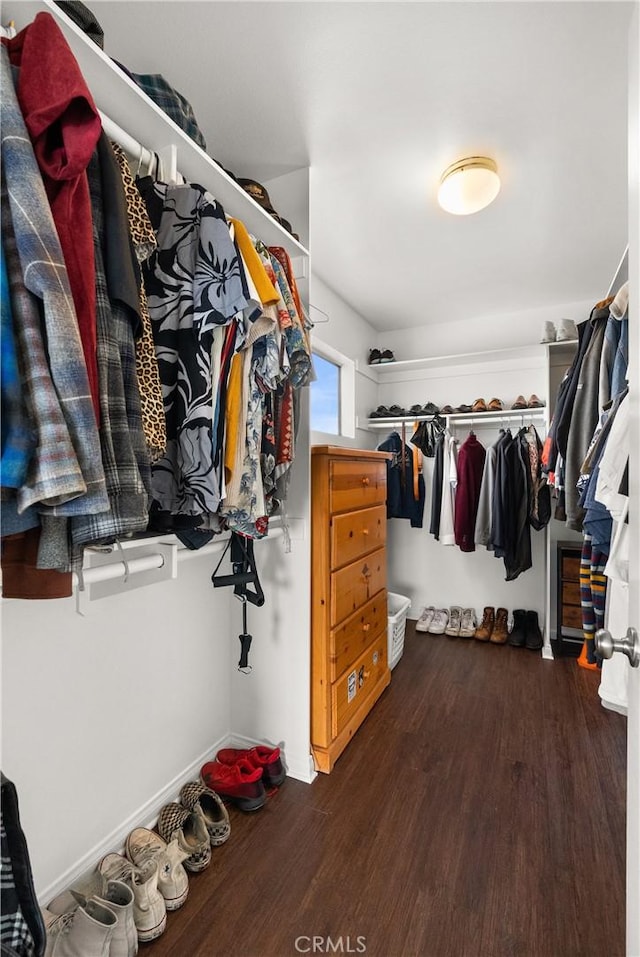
[[5, 0, 309, 261], [359, 407, 547, 431], [357, 343, 554, 382]]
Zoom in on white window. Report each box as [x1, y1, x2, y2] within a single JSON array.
[[310, 339, 355, 439]]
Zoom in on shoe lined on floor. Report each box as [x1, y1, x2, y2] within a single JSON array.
[[508, 609, 527, 647], [47, 880, 137, 957], [415, 606, 435, 633], [459, 608, 477, 638], [97, 854, 166, 943], [444, 606, 462, 637], [179, 781, 231, 844], [428, 608, 449, 635], [44, 899, 117, 957], [156, 804, 211, 872], [475, 606, 495, 641], [525, 610, 543, 650], [215, 745, 285, 789], [490, 607, 509, 644], [125, 828, 189, 911], [200, 760, 267, 811]]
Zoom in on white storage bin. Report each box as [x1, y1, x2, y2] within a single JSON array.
[[387, 592, 412, 670]]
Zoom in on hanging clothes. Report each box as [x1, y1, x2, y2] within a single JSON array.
[[377, 431, 425, 528], [439, 430, 458, 545], [453, 432, 486, 552], [474, 429, 505, 548], [429, 430, 445, 540]]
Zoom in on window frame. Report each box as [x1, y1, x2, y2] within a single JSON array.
[[310, 338, 355, 440]]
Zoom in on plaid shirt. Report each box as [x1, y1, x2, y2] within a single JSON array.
[[0, 47, 108, 517], [71, 139, 150, 549]]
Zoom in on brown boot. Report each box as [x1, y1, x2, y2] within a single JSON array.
[[475, 607, 494, 641], [490, 607, 509, 643]]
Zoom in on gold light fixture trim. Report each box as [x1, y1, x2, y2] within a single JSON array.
[[437, 156, 501, 216]]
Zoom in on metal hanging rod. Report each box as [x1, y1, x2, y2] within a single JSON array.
[[365, 408, 545, 429]]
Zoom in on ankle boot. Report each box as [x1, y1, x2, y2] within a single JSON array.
[[474, 607, 494, 641], [44, 899, 116, 957], [525, 610, 543, 650], [508, 609, 527, 647], [490, 607, 509, 644], [98, 854, 166, 943]]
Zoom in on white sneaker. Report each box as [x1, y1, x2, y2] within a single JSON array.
[[415, 606, 435, 632], [444, 606, 462, 637], [555, 318, 578, 341], [540, 321, 556, 343], [459, 608, 478, 638], [428, 608, 449, 635]]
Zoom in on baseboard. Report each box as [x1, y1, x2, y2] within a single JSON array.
[[37, 733, 230, 906]]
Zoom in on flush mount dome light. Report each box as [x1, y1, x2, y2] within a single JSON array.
[[437, 156, 500, 215]]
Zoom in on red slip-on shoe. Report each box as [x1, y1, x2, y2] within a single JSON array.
[[200, 760, 266, 812], [216, 745, 286, 788]]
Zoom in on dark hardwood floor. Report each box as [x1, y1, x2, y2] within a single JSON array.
[[149, 623, 627, 957]]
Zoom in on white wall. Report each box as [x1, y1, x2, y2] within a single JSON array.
[[1, 554, 233, 900]]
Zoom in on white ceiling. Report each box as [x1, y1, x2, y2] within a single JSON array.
[[95, 1, 632, 331]]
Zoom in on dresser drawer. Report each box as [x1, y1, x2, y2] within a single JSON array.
[[329, 460, 387, 513], [331, 505, 386, 570], [332, 635, 388, 739], [562, 581, 581, 606], [561, 555, 581, 581], [562, 604, 583, 629], [330, 589, 387, 681], [331, 548, 386, 626]]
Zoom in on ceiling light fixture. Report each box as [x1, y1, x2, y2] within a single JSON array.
[[437, 156, 501, 215]]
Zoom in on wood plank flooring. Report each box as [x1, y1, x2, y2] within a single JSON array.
[[150, 623, 627, 957]]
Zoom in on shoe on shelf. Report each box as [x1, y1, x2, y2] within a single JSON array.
[[440, 405, 455, 415], [97, 854, 166, 944], [555, 318, 578, 342], [474, 607, 495, 641], [444, 606, 462, 637], [527, 394, 544, 408], [525, 610, 543, 650], [126, 827, 189, 912], [43, 900, 117, 957], [368, 349, 382, 365], [428, 608, 449, 635], [540, 321, 556, 343], [156, 804, 211, 873], [511, 395, 527, 410], [421, 402, 440, 416], [215, 745, 285, 789], [490, 607, 509, 644], [487, 398, 503, 411], [408, 404, 423, 416], [200, 760, 267, 812], [179, 781, 231, 845], [387, 404, 406, 417], [415, 606, 435, 633], [471, 398, 487, 412], [459, 608, 477, 638], [379, 349, 395, 363], [508, 609, 527, 647]]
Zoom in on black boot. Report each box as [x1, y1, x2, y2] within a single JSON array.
[[525, 610, 543, 650], [508, 609, 527, 647]]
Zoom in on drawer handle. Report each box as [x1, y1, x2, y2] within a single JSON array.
[[362, 528, 369, 535], [362, 623, 371, 632], [362, 669, 370, 680], [361, 477, 370, 486]]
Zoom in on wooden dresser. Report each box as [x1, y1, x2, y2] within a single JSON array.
[[311, 446, 391, 773], [555, 540, 583, 656]]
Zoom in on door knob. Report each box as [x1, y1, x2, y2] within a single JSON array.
[[595, 627, 640, 668]]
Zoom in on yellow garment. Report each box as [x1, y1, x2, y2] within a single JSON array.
[[229, 218, 279, 306], [224, 351, 244, 485]]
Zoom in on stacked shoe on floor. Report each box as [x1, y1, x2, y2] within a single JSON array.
[[415, 606, 542, 649], [415, 606, 476, 638], [201, 744, 286, 812]]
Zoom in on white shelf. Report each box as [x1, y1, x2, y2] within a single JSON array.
[[357, 344, 548, 382], [360, 407, 546, 430], [5, 0, 309, 262]]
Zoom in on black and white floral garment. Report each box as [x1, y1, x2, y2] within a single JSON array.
[[139, 180, 248, 516]]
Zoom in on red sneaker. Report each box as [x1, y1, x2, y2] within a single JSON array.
[[200, 761, 266, 812], [215, 746, 286, 788]]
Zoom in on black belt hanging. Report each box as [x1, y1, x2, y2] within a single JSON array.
[[211, 532, 265, 672]]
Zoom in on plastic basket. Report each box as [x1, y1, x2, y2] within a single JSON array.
[[387, 592, 412, 670]]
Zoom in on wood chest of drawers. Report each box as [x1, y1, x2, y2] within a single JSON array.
[[555, 540, 583, 656], [311, 446, 391, 773]]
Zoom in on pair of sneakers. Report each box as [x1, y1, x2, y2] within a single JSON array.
[[44, 879, 138, 956], [201, 744, 286, 812], [416, 606, 477, 637]]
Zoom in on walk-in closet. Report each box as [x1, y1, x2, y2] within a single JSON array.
[[1, 3, 638, 957]]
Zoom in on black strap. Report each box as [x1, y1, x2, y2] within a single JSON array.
[[211, 533, 265, 670]]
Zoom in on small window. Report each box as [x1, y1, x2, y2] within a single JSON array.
[[310, 339, 355, 438]]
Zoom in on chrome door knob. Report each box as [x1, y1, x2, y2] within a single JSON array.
[[595, 627, 640, 668]]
